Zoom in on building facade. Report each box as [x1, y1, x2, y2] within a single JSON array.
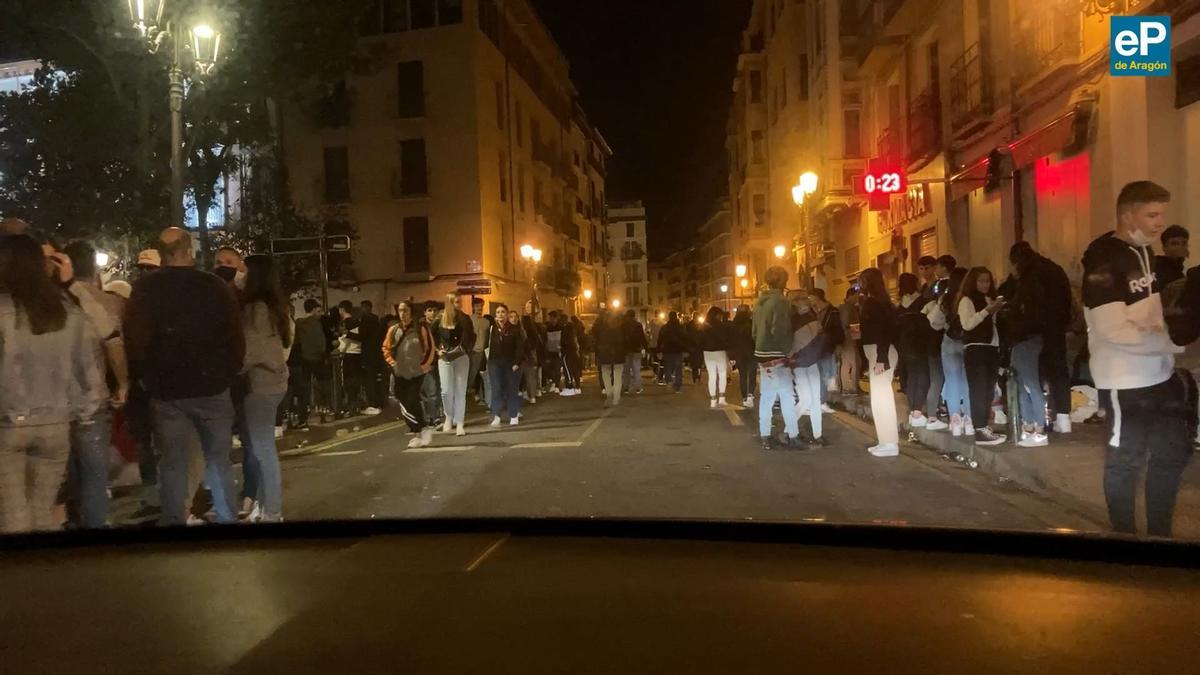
[[606, 200, 650, 321], [730, 0, 1200, 304], [282, 0, 610, 314]]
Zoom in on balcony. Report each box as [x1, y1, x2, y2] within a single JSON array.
[[876, 127, 903, 160], [907, 85, 942, 168], [620, 242, 646, 261], [948, 42, 994, 138], [1013, 7, 1082, 94]]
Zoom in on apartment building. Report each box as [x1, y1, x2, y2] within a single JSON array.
[[282, 0, 611, 313], [648, 261, 672, 320], [606, 200, 650, 321]]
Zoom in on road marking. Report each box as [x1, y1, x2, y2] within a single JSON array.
[[576, 407, 615, 444], [510, 441, 583, 449], [279, 421, 408, 458], [404, 445, 477, 453], [321, 450, 365, 457], [724, 407, 744, 426], [464, 535, 508, 572]]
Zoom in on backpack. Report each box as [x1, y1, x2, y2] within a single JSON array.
[[390, 323, 427, 379]]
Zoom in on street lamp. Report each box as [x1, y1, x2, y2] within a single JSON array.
[[583, 288, 593, 300], [800, 171, 819, 195], [94, 250, 111, 268], [740, 278, 749, 290], [735, 263, 747, 278], [125, 0, 224, 229], [774, 244, 787, 259], [612, 299, 621, 309], [720, 283, 730, 312], [520, 244, 542, 301], [792, 170, 820, 286]]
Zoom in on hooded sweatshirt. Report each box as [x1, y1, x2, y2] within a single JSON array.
[[1082, 231, 1182, 390]]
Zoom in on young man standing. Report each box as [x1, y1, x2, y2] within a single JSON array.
[[1083, 181, 1191, 537], [753, 266, 802, 450], [467, 298, 490, 404], [1155, 224, 1189, 287]]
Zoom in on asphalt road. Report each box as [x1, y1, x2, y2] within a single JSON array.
[[272, 372, 1101, 533]]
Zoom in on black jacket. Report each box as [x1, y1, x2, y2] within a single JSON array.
[[859, 296, 897, 368], [896, 298, 928, 359], [359, 312, 384, 365], [488, 321, 525, 363], [698, 320, 732, 352], [593, 320, 626, 365], [433, 312, 477, 358], [818, 305, 845, 354], [623, 318, 647, 354], [729, 314, 755, 355], [1156, 255, 1186, 288], [657, 319, 689, 354]]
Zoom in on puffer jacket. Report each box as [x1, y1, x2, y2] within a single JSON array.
[[0, 294, 106, 426]]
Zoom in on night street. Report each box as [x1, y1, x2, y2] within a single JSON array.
[[256, 374, 1098, 532]]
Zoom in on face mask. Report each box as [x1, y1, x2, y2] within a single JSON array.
[[1129, 228, 1152, 248], [214, 265, 237, 283], [233, 269, 247, 290]]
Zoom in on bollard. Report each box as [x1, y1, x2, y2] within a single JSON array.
[[1005, 367, 1021, 443]]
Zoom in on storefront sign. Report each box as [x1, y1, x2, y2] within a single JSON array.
[[880, 183, 932, 233], [853, 157, 908, 211]]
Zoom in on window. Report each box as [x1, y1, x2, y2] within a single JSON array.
[[515, 100, 524, 146], [752, 193, 766, 226], [410, 0, 435, 29], [398, 139, 428, 195], [626, 222, 635, 238], [843, 109, 862, 157], [749, 70, 763, 103], [625, 263, 641, 282], [322, 147, 350, 204], [437, 0, 463, 24], [844, 245, 861, 274], [397, 61, 424, 118], [403, 217, 431, 273], [382, 0, 407, 33], [495, 82, 505, 129], [499, 152, 508, 202], [533, 178, 542, 212], [751, 130, 765, 163], [626, 286, 641, 306], [798, 54, 809, 100], [517, 164, 526, 212]]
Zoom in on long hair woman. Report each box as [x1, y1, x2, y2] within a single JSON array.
[[0, 234, 106, 532], [956, 266, 1007, 446], [789, 291, 826, 446], [858, 268, 900, 457], [930, 267, 971, 436], [896, 272, 931, 430], [700, 305, 732, 407], [383, 301, 436, 447], [486, 304, 525, 425], [237, 254, 294, 522], [434, 293, 475, 436]]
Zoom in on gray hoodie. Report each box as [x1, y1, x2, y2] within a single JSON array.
[[0, 295, 107, 426], [241, 302, 293, 395]]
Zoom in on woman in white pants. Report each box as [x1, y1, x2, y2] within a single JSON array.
[[857, 269, 900, 457], [433, 293, 476, 436], [699, 306, 732, 407], [788, 292, 826, 445]]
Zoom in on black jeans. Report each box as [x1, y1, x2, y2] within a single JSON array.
[[1040, 328, 1071, 418], [362, 358, 387, 409], [341, 353, 364, 413], [963, 345, 999, 429], [1100, 376, 1193, 537], [902, 354, 931, 415], [394, 374, 426, 433], [562, 350, 582, 390], [732, 351, 755, 398]]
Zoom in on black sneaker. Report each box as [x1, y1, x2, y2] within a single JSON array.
[[759, 435, 778, 451], [974, 428, 1006, 446], [783, 435, 810, 451]]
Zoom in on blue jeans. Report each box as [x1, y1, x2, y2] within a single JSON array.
[[940, 338, 972, 420], [817, 353, 835, 402], [239, 391, 284, 517], [488, 359, 522, 419], [152, 391, 238, 526], [662, 353, 684, 392], [624, 353, 643, 393], [67, 411, 112, 528], [758, 363, 800, 438], [1011, 336, 1048, 428]]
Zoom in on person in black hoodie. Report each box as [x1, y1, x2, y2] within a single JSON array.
[[1004, 245, 1051, 448], [622, 309, 648, 394], [730, 305, 756, 406], [593, 310, 626, 406], [1009, 241, 1074, 433], [1083, 180, 1189, 537], [896, 273, 930, 430], [858, 268, 900, 457], [699, 306, 733, 407], [657, 311, 689, 393]]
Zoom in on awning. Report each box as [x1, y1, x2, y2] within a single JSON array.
[[1009, 109, 1079, 170], [948, 157, 989, 201]]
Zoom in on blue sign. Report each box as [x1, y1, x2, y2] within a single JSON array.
[[1110, 15, 1171, 77]]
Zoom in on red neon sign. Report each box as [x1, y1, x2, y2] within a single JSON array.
[[853, 158, 908, 211]]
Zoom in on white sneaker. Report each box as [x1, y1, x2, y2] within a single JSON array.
[[509, 417, 520, 426], [363, 407, 382, 416], [247, 502, 263, 523], [925, 419, 949, 431], [710, 398, 718, 408], [746, 395, 755, 407], [869, 443, 899, 457], [186, 514, 207, 526], [1053, 414, 1072, 434], [274, 426, 284, 439], [456, 423, 466, 437], [240, 497, 256, 517], [909, 412, 927, 428], [530, 397, 537, 405], [415, 428, 434, 447], [490, 416, 502, 428], [718, 396, 727, 406], [992, 407, 1007, 425], [950, 414, 964, 437], [407, 436, 425, 448], [821, 403, 835, 414], [441, 419, 452, 433], [1018, 431, 1049, 447]]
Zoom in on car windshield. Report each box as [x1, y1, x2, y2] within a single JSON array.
[[0, 0, 1197, 544]]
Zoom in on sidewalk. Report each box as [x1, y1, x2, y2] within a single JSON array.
[[835, 392, 1200, 539]]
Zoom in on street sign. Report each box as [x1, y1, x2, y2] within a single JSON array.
[[456, 278, 492, 296], [466, 259, 483, 273]]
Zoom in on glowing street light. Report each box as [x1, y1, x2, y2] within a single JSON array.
[[612, 299, 621, 309], [791, 184, 806, 206], [800, 171, 819, 195], [531, 248, 542, 263], [191, 24, 222, 74], [520, 244, 534, 259], [658, 311, 666, 320], [583, 288, 593, 300], [774, 244, 787, 259], [94, 251, 111, 268], [740, 278, 749, 289], [720, 283, 729, 293], [735, 263, 747, 278]]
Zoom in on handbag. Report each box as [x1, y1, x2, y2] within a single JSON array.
[[441, 345, 467, 362]]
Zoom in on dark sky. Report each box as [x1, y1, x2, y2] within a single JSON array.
[[531, 0, 751, 260]]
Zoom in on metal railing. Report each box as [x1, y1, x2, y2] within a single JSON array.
[[1013, 8, 1082, 84], [907, 85, 942, 165], [948, 42, 992, 133]]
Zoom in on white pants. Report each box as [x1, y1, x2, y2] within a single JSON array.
[[793, 364, 823, 439], [438, 356, 470, 425], [704, 350, 728, 399], [864, 344, 900, 445], [600, 364, 623, 406]]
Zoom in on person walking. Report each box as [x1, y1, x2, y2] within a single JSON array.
[[730, 305, 756, 406], [789, 292, 826, 446], [123, 228, 245, 526], [808, 289, 842, 412], [927, 267, 971, 436], [699, 306, 732, 407], [858, 268, 900, 457], [648, 314, 665, 385], [467, 298, 491, 405], [658, 311, 688, 393], [594, 311, 626, 406], [383, 301, 436, 447], [896, 273, 931, 430], [686, 313, 704, 385], [753, 266, 802, 450], [434, 293, 476, 437], [1084, 181, 1191, 537], [486, 304, 524, 426], [358, 300, 384, 416], [0, 234, 107, 533], [572, 315, 591, 373], [958, 266, 1007, 446], [419, 302, 444, 426], [1155, 224, 1189, 287], [544, 310, 564, 394], [558, 312, 583, 396], [622, 310, 648, 395], [236, 255, 293, 522]]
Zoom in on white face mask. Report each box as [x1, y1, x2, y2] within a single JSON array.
[[233, 269, 247, 289]]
